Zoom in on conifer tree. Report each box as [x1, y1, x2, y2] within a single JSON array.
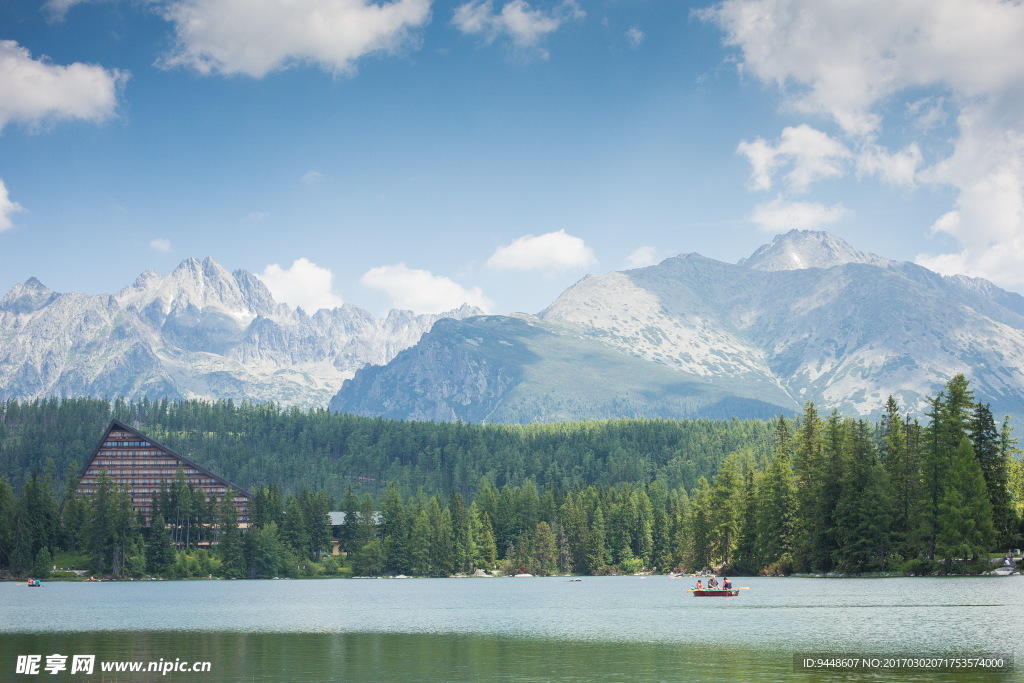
[[449, 493, 474, 574], [970, 403, 1013, 544], [689, 477, 714, 571], [409, 508, 432, 576], [936, 436, 996, 567], [793, 402, 824, 570], [584, 506, 607, 574], [215, 500, 245, 578], [0, 475, 15, 570], [146, 513, 176, 575], [756, 418, 798, 571], [832, 420, 890, 573], [381, 484, 410, 574], [532, 521, 559, 575], [474, 510, 498, 569]]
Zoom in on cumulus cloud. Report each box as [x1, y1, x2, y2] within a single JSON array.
[[487, 229, 597, 271], [749, 198, 850, 233], [149, 238, 173, 252], [0, 40, 126, 131], [737, 125, 851, 194], [453, 0, 584, 56], [625, 27, 644, 49], [0, 179, 25, 232], [160, 0, 432, 77], [703, 0, 1024, 288], [625, 246, 659, 269], [259, 258, 344, 312], [360, 263, 493, 314]]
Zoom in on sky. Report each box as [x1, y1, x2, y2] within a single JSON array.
[[1, 0, 1023, 316]]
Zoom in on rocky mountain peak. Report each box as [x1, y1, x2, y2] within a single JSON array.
[[0, 277, 59, 314], [739, 229, 894, 271]]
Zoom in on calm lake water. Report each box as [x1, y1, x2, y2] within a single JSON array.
[[2, 576, 1021, 681]]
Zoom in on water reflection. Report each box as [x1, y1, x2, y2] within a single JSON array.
[[2, 576, 1020, 681]]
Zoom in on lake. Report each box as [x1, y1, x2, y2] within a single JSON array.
[[2, 575, 1020, 681]]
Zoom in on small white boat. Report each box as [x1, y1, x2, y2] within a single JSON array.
[[991, 566, 1016, 576]]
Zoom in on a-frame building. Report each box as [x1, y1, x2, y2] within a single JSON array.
[[77, 420, 251, 527]]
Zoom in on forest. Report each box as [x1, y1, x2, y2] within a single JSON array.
[[0, 396, 774, 498], [1, 375, 1022, 580]]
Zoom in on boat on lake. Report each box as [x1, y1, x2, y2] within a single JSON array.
[[690, 588, 740, 597]]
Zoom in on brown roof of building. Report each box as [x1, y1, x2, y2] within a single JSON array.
[[81, 419, 252, 498]]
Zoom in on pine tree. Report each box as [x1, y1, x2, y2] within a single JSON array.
[[0, 475, 15, 570], [215, 500, 245, 578], [409, 508, 431, 576], [474, 510, 498, 569], [970, 403, 1013, 544], [146, 513, 176, 575], [756, 418, 798, 571], [381, 484, 410, 574], [832, 420, 890, 573], [793, 402, 824, 570], [688, 477, 714, 571], [584, 506, 607, 575], [449, 493, 474, 574], [532, 521, 559, 576], [936, 436, 996, 568]]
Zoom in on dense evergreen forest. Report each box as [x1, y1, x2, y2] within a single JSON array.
[[0, 397, 774, 499], [1, 376, 1023, 580]]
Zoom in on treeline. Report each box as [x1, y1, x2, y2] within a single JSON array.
[[0, 397, 774, 499], [315, 375, 1024, 577], [0, 469, 333, 580], [713, 375, 1024, 574], [2, 377, 1023, 580]]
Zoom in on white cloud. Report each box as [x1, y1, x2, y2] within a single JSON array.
[[704, 0, 1024, 289], [453, 0, 584, 56], [0, 179, 25, 232], [701, 0, 1024, 136], [855, 143, 922, 188], [360, 263, 493, 314], [0, 40, 126, 131], [160, 0, 432, 78], [737, 125, 851, 194], [244, 211, 269, 223], [625, 27, 644, 49], [43, 0, 89, 19], [149, 238, 173, 252], [259, 258, 344, 312], [749, 198, 850, 233], [487, 229, 597, 271], [302, 170, 324, 184], [625, 246, 659, 269]]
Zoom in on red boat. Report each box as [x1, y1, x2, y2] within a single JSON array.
[[690, 588, 739, 597]]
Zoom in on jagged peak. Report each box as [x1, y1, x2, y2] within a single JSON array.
[[1, 277, 60, 314], [739, 229, 894, 272], [23, 276, 51, 291]]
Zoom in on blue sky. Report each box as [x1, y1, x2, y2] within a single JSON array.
[[1, 0, 1022, 316]]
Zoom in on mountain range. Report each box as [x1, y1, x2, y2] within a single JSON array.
[[330, 230, 1024, 423], [5, 230, 1024, 424], [0, 258, 480, 408]]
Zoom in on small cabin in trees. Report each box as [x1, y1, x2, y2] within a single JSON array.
[[76, 420, 250, 527]]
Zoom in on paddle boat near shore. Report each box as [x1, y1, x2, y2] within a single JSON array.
[[686, 577, 748, 596], [689, 588, 741, 597]]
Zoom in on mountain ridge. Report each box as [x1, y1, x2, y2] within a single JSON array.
[[0, 259, 482, 408], [333, 230, 1024, 423]]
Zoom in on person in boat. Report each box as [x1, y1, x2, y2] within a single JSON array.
[[722, 577, 732, 590], [693, 580, 703, 591], [707, 576, 719, 589]]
